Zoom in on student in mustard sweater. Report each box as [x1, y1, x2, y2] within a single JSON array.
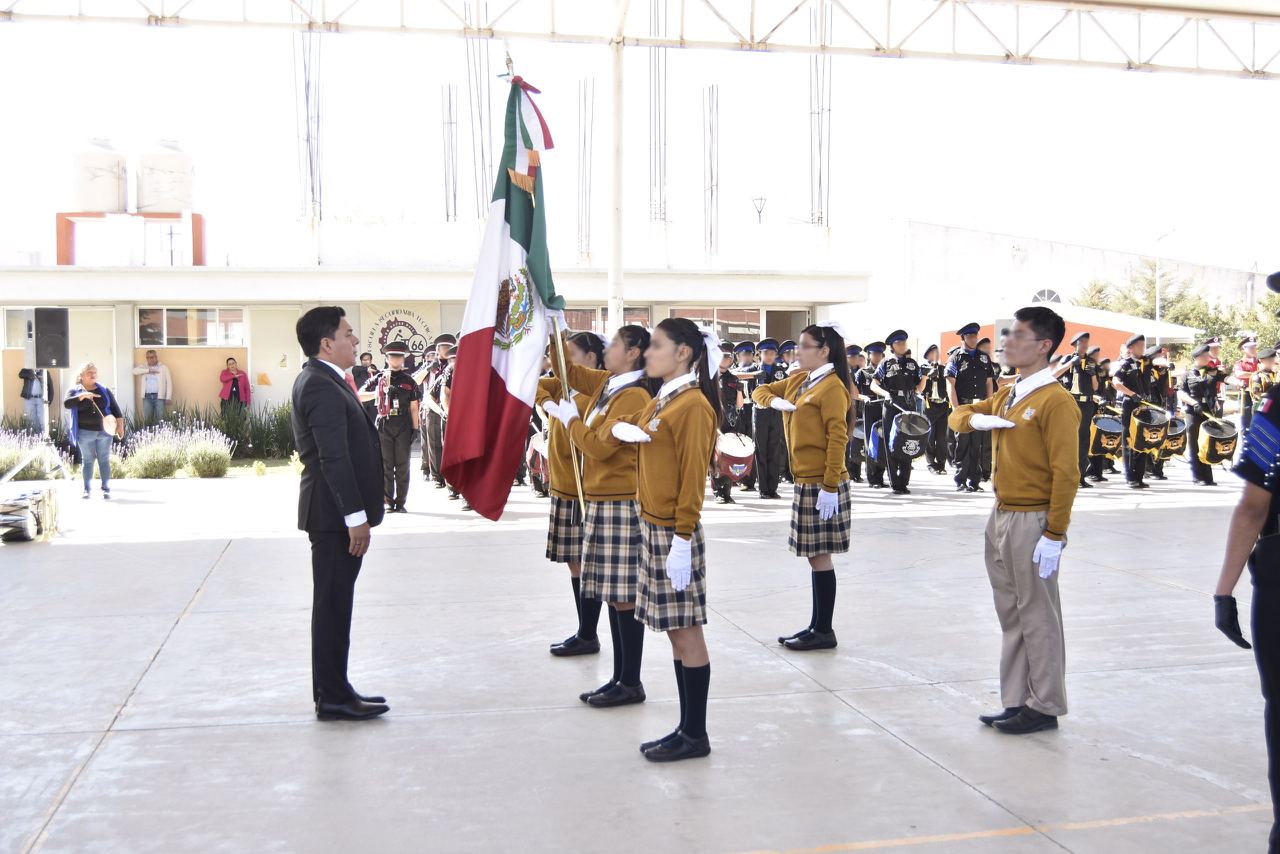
[[544, 325, 659, 709], [752, 322, 854, 652], [600, 317, 721, 763], [949, 305, 1080, 736], [537, 332, 606, 657]]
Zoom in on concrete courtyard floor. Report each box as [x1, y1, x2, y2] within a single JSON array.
[[0, 454, 1271, 854]]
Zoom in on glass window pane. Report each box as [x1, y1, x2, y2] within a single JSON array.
[[671, 307, 713, 323], [191, 309, 214, 346], [5, 309, 27, 349], [165, 308, 190, 346], [138, 308, 165, 346], [216, 309, 245, 346], [624, 306, 650, 327], [714, 308, 760, 344], [562, 309, 597, 333]]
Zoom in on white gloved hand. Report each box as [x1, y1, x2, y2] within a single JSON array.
[[970, 414, 1016, 431], [770, 398, 797, 412], [541, 400, 561, 420], [1033, 535, 1064, 579], [611, 422, 652, 443], [816, 488, 839, 521], [551, 397, 578, 428], [666, 535, 693, 591]]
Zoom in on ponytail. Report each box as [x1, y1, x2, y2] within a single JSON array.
[[656, 317, 723, 423], [802, 323, 856, 431], [617, 324, 661, 396], [569, 331, 606, 370]]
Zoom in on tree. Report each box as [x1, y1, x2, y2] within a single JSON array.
[[1075, 279, 1112, 311]]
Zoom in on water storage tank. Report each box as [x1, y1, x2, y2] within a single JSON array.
[[73, 143, 126, 212], [136, 142, 194, 212]]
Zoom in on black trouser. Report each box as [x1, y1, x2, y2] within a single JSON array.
[[846, 414, 864, 480], [1250, 552, 1280, 854], [953, 405, 989, 488], [924, 402, 950, 472], [880, 405, 911, 490], [1120, 397, 1147, 483], [862, 400, 887, 486], [1187, 411, 1216, 484], [738, 405, 756, 489], [425, 409, 445, 485], [1075, 399, 1096, 482], [380, 419, 413, 507], [1244, 394, 1256, 432], [754, 408, 785, 496], [309, 529, 363, 705]]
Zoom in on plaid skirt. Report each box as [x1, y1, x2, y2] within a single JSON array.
[[635, 520, 707, 632], [788, 482, 852, 557], [545, 495, 583, 564], [580, 500, 643, 603]]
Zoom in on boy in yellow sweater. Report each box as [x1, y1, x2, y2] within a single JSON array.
[[949, 305, 1080, 735]]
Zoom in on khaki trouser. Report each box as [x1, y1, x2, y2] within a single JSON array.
[[984, 507, 1068, 717]]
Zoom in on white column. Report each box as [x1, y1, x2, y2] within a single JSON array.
[[607, 2, 629, 332]]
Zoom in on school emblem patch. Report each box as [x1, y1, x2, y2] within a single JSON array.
[[1022, 408, 1036, 420], [494, 266, 535, 351]]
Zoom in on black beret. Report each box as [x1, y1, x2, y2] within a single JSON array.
[[1260, 347, 1277, 359], [433, 333, 457, 346], [1125, 334, 1146, 347], [382, 340, 410, 355], [1192, 344, 1210, 357], [1070, 331, 1090, 345], [956, 322, 980, 336]]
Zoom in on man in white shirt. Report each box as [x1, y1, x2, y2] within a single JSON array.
[[132, 350, 173, 425]]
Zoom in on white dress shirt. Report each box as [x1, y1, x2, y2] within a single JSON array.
[[658, 371, 699, 400], [1009, 365, 1058, 407]]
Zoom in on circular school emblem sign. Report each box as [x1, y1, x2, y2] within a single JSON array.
[[494, 266, 535, 351]]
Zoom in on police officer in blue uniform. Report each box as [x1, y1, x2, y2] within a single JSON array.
[[1055, 330, 1097, 489], [921, 344, 950, 475], [778, 339, 797, 371], [947, 322, 994, 493], [752, 338, 788, 499], [871, 329, 926, 495], [859, 342, 887, 488], [1213, 275, 1280, 854], [1179, 343, 1230, 486], [731, 341, 759, 492], [1113, 333, 1152, 490], [714, 342, 746, 504], [361, 340, 422, 512], [845, 344, 866, 482]]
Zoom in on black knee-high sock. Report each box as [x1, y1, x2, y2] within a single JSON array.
[[814, 570, 837, 634], [809, 574, 819, 631], [673, 660, 686, 730], [618, 610, 645, 687], [607, 606, 623, 683], [578, 595, 602, 642], [682, 663, 711, 739], [570, 576, 582, 619]]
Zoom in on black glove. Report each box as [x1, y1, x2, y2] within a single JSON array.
[[1214, 595, 1252, 649]]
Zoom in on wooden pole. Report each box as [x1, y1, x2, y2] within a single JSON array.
[[548, 313, 588, 516]]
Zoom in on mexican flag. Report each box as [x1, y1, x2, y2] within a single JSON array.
[[441, 77, 563, 521]]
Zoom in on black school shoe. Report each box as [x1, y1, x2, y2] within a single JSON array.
[[643, 732, 711, 762], [580, 681, 615, 703], [549, 635, 601, 657], [640, 729, 682, 753], [979, 706, 1022, 726], [993, 707, 1058, 734], [783, 630, 837, 651], [587, 682, 646, 708]]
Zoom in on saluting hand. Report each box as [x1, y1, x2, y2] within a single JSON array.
[[970, 414, 1015, 431], [1214, 595, 1252, 649], [611, 423, 651, 444], [770, 398, 797, 412]]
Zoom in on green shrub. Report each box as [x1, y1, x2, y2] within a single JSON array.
[[0, 430, 69, 480], [184, 428, 234, 478]]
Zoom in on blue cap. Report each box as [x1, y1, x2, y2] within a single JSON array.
[[845, 344, 862, 357], [1125, 333, 1145, 348], [956, 322, 980, 336], [733, 341, 755, 354], [779, 339, 797, 353], [1070, 331, 1090, 345], [1192, 344, 1210, 357], [976, 337, 991, 347], [864, 341, 886, 353], [885, 329, 908, 345], [757, 338, 779, 352], [923, 344, 939, 358]]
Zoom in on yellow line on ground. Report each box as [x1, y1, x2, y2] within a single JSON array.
[[733, 803, 1271, 854]]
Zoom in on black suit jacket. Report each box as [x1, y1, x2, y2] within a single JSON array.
[[291, 358, 385, 533]]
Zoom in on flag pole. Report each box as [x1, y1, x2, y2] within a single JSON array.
[[549, 313, 588, 516]]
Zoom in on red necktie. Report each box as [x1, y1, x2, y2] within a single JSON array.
[[345, 373, 360, 398]]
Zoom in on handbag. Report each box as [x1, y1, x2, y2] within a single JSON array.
[[91, 397, 119, 438]]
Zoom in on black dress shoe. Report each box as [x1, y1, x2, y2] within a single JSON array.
[[352, 689, 387, 705], [643, 731, 711, 762], [1088, 474, 1107, 482], [978, 706, 1023, 726], [1128, 481, 1149, 490], [316, 698, 390, 721], [955, 484, 967, 492], [783, 629, 837, 651], [550, 635, 601, 657], [778, 627, 813, 644], [1200, 480, 1217, 486], [580, 681, 616, 703], [1078, 479, 1092, 489], [1151, 473, 1168, 480], [640, 729, 682, 753], [849, 475, 863, 483], [448, 491, 461, 500], [892, 487, 910, 495], [587, 682, 646, 708], [993, 707, 1058, 735], [434, 480, 446, 489]]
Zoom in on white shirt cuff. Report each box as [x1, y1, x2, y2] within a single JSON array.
[[344, 510, 368, 527]]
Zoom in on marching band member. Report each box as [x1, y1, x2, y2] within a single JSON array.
[[713, 343, 746, 505], [1179, 344, 1230, 487], [859, 342, 887, 488], [1113, 334, 1152, 490], [1054, 331, 1097, 489], [921, 344, 950, 476], [752, 322, 854, 651], [544, 326, 658, 708], [752, 339, 789, 499], [1252, 348, 1278, 409], [870, 330, 926, 495], [845, 344, 866, 483], [537, 331, 606, 657], [604, 317, 720, 762], [1238, 337, 1262, 431]]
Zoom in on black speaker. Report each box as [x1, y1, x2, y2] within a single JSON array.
[[34, 308, 69, 369]]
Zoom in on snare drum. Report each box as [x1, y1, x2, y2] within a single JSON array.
[[1160, 416, 1187, 459], [1088, 415, 1123, 459], [1129, 406, 1170, 455], [526, 430, 549, 481], [1198, 419, 1238, 465], [888, 412, 930, 461], [715, 432, 756, 483]]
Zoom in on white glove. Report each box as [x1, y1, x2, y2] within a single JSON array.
[[611, 422, 652, 443], [970, 414, 1016, 431], [666, 535, 693, 591], [541, 400, 561, 420], [551, 397, 578, 428], [1033, 535, 1063, 579], [770, 398, 797, 412], [816, 488, 839, 521]]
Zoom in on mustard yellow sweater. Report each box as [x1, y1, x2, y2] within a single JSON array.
[[536, 375, 592, 500], [561, 362, 651, 502], [948, 380, 1081, 540], [752, 369, 850, 490]]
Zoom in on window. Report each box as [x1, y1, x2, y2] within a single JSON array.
[[137, 307, 246, 347], [4, 309, 27, 349], [562, 309, 598, 333], [671, 307, 760, 343]]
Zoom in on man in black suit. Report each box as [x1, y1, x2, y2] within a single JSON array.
[[291, 307, 390, 722]]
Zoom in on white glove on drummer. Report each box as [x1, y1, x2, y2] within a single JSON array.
[[770, 398, 797, 412], [667, 535, 693, 591], [815, 488, 839, 521], [1033, 535, 1064, 579], [970, 414, 1016, 431], [551, 397, 579, 428], [611, 422, 652, 443]]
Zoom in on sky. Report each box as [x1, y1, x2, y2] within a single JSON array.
[[1, 15, 1277, 283]]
